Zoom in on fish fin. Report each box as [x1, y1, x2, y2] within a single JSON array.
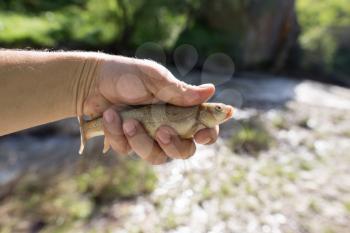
[[78, 116, 87, 155], [103, 137, 111, 154]]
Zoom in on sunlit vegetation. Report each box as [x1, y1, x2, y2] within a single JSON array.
[[1, 0, 349, 80], [308, 199, 321, 213], [297, 0, 350, 78], [0, 0, 192, 49], [230, 167, 247, 185], [270, 113, 289, 130], [0, 158, 157, 232], [344, 201, 350, 213], [228, 119, 274, 155]]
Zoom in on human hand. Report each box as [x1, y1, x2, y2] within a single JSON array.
[[83, 55, 219, 164]]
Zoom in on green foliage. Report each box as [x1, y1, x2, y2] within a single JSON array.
[[297, 0, 350, 78], [308, 199, 321, 213], [1, 0, 349, 79], [299, 159, 313, 171], [131, 5, 187, 49], [0, 0, 85, 12], [0, 158, 157, 232], [0, 0, 120, 48], [297, 0, 350, 30], [200, 184, 214, 201], [76, 158, 157, 202], [323, 228, 336, 233], [0, 0, 195, 50], [177, 23, 243, 60], [0, 12, 62, 46], [229, 119, 274, 155], [270, 113, 289, 130], [344, 201, 350, 213], [259, 161, 298, 181], [230, 167, 247, 185], [163, 212, 178, 230]]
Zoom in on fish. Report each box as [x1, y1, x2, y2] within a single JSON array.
[[78, 102, 234, 154]]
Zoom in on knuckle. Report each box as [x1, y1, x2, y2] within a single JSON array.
[[146, 60, 167, 73], [140, 60, 164, 75]]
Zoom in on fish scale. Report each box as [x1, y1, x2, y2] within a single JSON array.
[[78, 103, 234, 155]]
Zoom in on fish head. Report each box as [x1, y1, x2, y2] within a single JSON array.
[[199, 103, 234, 128]]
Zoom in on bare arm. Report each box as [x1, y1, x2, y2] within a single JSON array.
[[0, 50, 104, 135], [0, 50, 218, 164]]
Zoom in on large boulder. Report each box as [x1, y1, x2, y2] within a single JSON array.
[[177, 0, 299, 71]]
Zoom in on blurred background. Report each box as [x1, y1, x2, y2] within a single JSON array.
[[0, 0, 350, 232]]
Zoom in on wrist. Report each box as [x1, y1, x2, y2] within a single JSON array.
[[79, 53, 112, 118]]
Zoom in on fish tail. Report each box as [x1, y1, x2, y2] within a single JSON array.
[[78, 116, 87, 155]]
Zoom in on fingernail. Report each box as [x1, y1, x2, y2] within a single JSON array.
[[104, 109, 114, 123], [199, 83, 215, 89], [123, 121, 137, 137], [197, 137, 211, 145], [157, 128, 171, 145]]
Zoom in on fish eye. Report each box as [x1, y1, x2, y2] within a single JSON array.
[[215, 105, 223, 112]]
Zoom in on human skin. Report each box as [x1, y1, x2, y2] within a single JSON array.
[[0, 51, 219, 164], [84, 55, 219, 164]]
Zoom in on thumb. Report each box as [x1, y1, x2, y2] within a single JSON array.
[[154, 82, 215, 106], [141, 61, 215, 106]]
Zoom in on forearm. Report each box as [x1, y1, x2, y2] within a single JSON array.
[[0, 50, 103, 135]]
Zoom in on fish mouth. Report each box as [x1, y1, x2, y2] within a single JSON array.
[[225, 106, 234, 119]]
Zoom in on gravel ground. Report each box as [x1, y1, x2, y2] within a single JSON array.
[[1, 77, 349, 233], [73, 97, 350, 233]]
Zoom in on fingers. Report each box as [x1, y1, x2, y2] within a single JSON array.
[[103, 108, 131, 155], [122, 119, 168, 165], [98, 57, 215, 108], [156, 126, 196, 160], [194, 126, 219, 145], [102, 108, 198, 165], [155, 81, 215, 107], [137, 60, 216, 106]]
